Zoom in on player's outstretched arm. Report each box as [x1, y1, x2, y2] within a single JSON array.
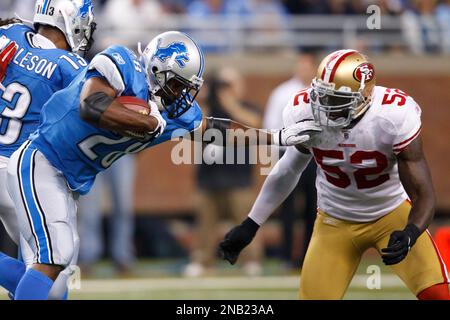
[[79, 77, 162, 135], [381, 136, 436, 265], [195, 117, 321, 147], [219, 146, 312, 265]]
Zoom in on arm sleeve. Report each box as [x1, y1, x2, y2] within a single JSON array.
[[281, 92, 314, 127], [87, 54, 126, 95], [393, 100, 422, 154], [186, 100, 204, 132], [152, 99, 203, 145], [248, 146, 312, 225]]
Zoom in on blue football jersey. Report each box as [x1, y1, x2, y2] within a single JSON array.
[[30, 45, 203, 195], [0, 23, 87, 157]]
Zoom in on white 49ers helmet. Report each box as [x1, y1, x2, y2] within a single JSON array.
[[311, 49, 376, 128]]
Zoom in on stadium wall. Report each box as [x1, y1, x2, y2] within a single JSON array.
[[132, 54, 450, 215]]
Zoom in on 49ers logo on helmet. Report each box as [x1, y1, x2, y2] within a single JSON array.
[[353, 63, 375, 82]]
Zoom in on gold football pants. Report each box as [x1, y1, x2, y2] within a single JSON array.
[[300, 201, 449, 299]]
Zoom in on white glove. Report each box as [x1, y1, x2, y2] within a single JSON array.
[[148, 100, 166, 138], [272, 120, 322, 146]]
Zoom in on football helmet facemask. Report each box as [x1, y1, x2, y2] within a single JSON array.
[[311, 49, 376, 128], [140, 31, 204, 119]]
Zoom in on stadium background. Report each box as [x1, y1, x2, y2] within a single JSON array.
[[0, 0, 450, 299]]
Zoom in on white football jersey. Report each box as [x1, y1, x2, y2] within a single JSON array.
[[283, 85, 422, 222]]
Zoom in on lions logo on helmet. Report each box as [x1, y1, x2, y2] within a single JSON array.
[[74, 0, 92, 17], [153, 39, 190, 68], [141, 31, 204, 119], [33, 0, 96, 56]]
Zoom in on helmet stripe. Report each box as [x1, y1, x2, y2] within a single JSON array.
[[320, 66, 326, 80], [41, 0, 50, 14], [323, 49, 357, 82], [328, 50, 357, 82]]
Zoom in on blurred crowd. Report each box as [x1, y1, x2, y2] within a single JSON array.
[[2, 0, 450, 54], [1, 0, 449, 19], [2, 0, 449, 16]]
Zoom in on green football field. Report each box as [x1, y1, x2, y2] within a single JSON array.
[[0, 256, 417, 300]]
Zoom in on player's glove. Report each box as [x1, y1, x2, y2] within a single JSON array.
[[272, 120, 322, 146], [147, 100, 166, 139], [0, 36, 18, 90], [219, 217, 260, 265], [381, 224, 421, 265]]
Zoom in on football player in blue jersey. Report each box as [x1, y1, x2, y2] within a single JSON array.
[[6, 30, 320, 299], [0, 0, 96, 300]]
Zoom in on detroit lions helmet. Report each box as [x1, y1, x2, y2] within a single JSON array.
[[311, 49, 376, 128], [33, 0, 96, 55], [140, 31, 205, 119]]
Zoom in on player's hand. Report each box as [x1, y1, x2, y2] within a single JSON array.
[[0, 36, 18, 90], [381, 224, 421, 265], [273, 120, 322, 146], [219, 217, 260, 265], [148, 100, 166, 138]]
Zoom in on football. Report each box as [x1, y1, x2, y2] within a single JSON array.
[[116, 96, 150, 116], [116, 96, 150, 139]]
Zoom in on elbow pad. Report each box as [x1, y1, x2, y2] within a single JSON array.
[[80, 92, 114, 125]]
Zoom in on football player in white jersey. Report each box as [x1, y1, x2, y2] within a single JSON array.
[[219, 49, 450, 300]]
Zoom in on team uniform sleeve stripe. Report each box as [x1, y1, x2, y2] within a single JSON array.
[[393, 126, 422, 151], [88, 54, 126, 95]]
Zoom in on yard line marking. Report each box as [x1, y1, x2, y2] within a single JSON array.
[[0, 275, 406, 296]]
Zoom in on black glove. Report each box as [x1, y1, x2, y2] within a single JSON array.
[[381, 224, 421, 265], [218, 217, 260, 265]]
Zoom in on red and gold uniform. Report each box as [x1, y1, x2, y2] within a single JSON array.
[[281, 49, 449, 299]]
